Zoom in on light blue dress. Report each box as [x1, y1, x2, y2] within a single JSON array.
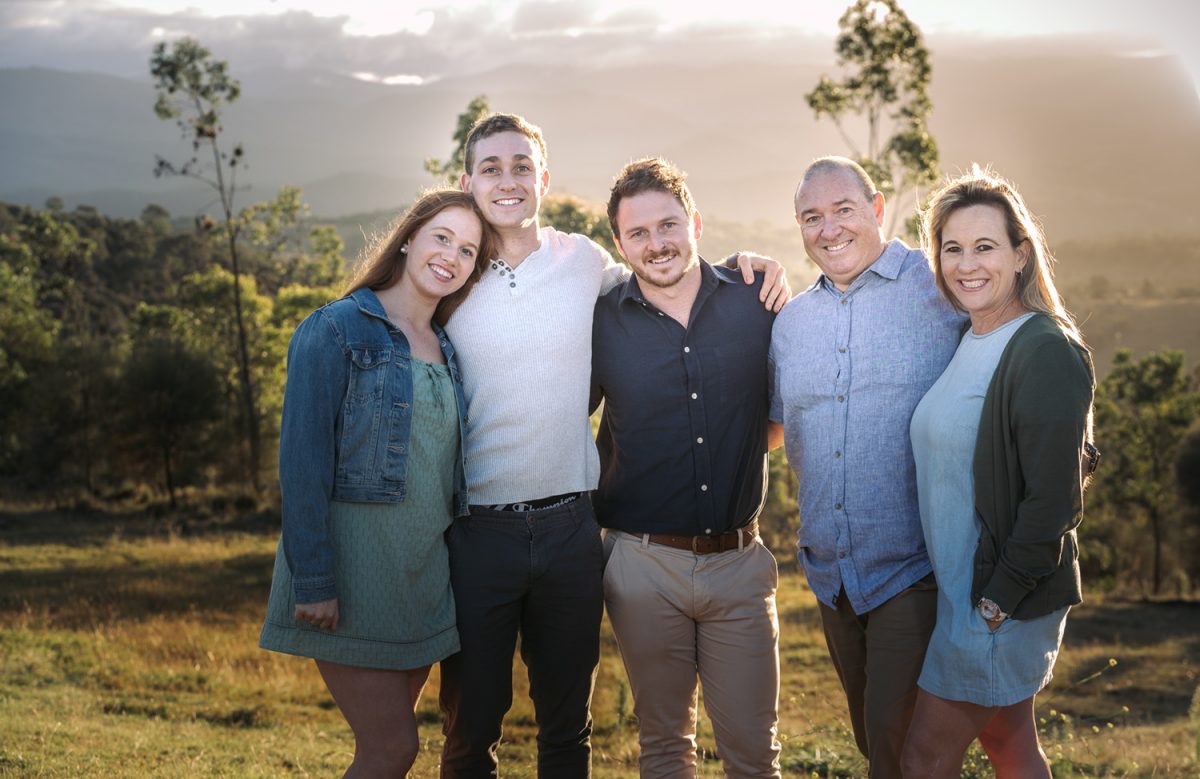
[[910, 312, 1068, 707]]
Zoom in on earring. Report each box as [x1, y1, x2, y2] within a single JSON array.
[[400, 244, 408, 254]]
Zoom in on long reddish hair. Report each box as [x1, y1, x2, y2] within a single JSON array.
[[344, 189, 496, 324]]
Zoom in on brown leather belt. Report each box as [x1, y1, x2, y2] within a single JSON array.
[[642, 521, 759, 555]]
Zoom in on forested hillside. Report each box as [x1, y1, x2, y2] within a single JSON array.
[[3, 196, 1198, 596]]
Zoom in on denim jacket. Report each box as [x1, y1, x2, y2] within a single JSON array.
[[278, 287, 471, 603]]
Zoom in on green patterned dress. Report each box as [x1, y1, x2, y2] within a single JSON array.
[[260, 359, 461, 670]]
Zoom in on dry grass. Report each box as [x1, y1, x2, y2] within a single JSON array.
[[1, 507, 1197, 777]]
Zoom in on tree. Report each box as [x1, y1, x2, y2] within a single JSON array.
[[151, 37, 262, 492], [1090, 349, 1200, 594], [0, 260, 59, 471], [805, 0, 939, 238], [424, 95, 490, 184], [1178, 421, 1200, 510], [122, 336, 221, 507], [140, 204, 172, 235], [1176, 422, 1200, 588], [236, 185, 344, 292], [540, 194, 619, 258], [240, 185, 306, 264]]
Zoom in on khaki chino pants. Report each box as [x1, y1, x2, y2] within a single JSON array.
[[603, 530, 782, 779]]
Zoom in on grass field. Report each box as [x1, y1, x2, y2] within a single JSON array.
[[1, 506, 1198, 777]]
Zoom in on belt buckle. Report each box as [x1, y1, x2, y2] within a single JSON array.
[[692, 536, 702, 553]]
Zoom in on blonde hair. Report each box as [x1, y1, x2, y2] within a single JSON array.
[[921, 165, 1084, 346]]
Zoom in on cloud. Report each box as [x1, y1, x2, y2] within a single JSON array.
[[0, 0, 812, 82], [511, 0, 597, 34]]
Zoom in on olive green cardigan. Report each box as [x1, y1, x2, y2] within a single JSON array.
[[971, 313, 1095, 620]]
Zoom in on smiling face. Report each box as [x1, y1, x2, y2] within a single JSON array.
[[794, 167, 886, 290], [613, 190, 702, 290], [460, 130, 549, 233], [938, 203, 1029, 333], [402, 206, 482, 302]]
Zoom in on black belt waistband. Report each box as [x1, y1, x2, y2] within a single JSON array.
[[476, 492, 583, 513]]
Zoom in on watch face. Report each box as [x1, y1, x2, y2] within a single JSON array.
[[979, 599, 1000, 620]]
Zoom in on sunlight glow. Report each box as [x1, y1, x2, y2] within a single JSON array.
[[351, 71, 425, 86]]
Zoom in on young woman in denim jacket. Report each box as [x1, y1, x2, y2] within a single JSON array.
[[903, 168, 1095, 779], [260, 189, 495, 777]]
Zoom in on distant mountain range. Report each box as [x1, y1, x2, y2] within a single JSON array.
[[2, 35, 1198, 240]]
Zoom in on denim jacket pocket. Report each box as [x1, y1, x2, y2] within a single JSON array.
[[381, 356, 414, 486], [337, 345, 393, 484]]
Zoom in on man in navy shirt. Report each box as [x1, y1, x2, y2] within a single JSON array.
[[591, 157, 784, 778]]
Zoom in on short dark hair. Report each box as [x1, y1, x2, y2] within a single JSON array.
[[607, 157, 696, 236], [463, 113, 548, 175]]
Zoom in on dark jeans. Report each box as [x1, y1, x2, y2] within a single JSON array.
[[818, 574, 937, 779], [439, 497, 604, 778]]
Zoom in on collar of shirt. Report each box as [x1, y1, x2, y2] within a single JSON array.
[[809, 238, 909, 297], [616, 257, 735, 313]]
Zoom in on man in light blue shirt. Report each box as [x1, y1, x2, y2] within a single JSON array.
[[769, 157, 965, 777]]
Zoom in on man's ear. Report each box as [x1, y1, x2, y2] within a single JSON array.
[[460, 172, 471, 193], [871, 191, 885, 226]]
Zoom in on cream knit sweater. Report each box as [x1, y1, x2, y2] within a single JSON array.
[[445, 226, 626, 504]]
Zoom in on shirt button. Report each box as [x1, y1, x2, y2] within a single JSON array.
[[834, 451, 841, 458], [684, 346, 691, 353], [700, 484, 708, 491], [841, 299, 848, 306], [696, 437, 704, 444], [834, 502, 842, 510], [691, 393, 698, 400], [658, 312, 664, 316], [705, 528, 712, 535], [837, 395, 845, 402], [838, 346, 847, 353], [839, 551, 847, 559]]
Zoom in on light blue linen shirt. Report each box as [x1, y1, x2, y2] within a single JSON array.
[[769, 239, 966, 614]]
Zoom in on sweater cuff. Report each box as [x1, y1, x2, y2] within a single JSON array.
[[981, 570, 1031, 617]]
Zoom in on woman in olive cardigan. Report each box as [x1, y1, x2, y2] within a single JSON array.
[[901, 167, 1096, 779]]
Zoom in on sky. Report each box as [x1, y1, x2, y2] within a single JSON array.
[[1, 0, 1198, 98]]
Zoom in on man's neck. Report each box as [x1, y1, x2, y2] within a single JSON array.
[[495, 222, 542, 268], [832, 240, 889, 291], [639, 263, 703, 328]]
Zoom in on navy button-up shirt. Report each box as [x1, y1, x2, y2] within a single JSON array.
[[591, 261, 776, 536], [769, 240, 966, 614]]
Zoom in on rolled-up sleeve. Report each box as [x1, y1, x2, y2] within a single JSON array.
[[278, 311, 347, 604]]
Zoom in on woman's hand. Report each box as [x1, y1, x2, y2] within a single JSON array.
[[295, 597, 339, 631]]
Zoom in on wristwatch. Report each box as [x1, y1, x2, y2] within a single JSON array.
[[977, 597, 1008, 623]]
